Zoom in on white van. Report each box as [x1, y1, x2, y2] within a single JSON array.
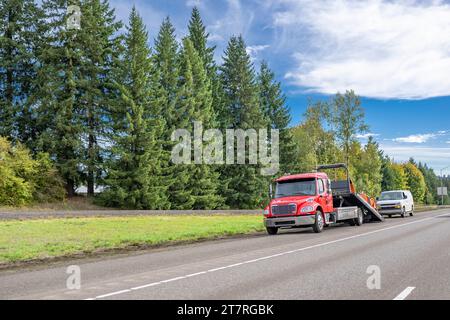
[[376, 190, 414, 218]]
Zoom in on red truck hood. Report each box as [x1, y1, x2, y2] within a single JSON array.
[[270, 195, 314, 206]]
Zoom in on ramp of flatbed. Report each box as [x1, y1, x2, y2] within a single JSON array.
[[350, 193, 384, 222]]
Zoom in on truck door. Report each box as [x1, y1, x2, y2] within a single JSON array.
[[318, 179, 333, 213], [324, 179, 334, 212]]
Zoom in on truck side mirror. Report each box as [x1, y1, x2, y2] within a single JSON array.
[[376, 197, 379, 201], [269, 184, 273, 199]]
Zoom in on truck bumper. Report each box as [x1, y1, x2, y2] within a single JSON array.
[[264, 215, 316, 228]]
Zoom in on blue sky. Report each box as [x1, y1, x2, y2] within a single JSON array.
[[109, 0, 450, 174]]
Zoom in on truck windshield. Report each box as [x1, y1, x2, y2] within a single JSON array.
[[275, 179, 317, 198], [379, 192, 404, 201]]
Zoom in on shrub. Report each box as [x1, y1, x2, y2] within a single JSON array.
[[0, 137, 65, 206]]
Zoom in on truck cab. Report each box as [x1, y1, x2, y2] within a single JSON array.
[[263, 164, 383, 235]]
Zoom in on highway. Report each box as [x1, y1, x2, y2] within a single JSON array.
[[1, 209, 450, 300]]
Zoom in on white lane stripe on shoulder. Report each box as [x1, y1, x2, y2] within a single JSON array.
[[393, 287, 415, 300]]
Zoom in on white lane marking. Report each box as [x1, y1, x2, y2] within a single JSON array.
[[394, 287, 415, 300], [94, 289, 131, 299], [86, 212, 449, 300]]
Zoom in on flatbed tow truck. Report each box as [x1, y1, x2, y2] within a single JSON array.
[[263, 163, 384, 234]]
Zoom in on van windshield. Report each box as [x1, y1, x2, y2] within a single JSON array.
[[379, 192, 404, 201], [275, 179, 316, 198]]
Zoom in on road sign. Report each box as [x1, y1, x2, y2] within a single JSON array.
[[437, 187, 448, 196]]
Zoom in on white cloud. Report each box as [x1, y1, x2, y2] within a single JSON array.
[[208, 0, 254, 44], [246, 45, 270, 61], [391, 130, 447, 143], [392, 133, 438, 143], [186, 0, 203, 7], [274, 0, 450, 99], [355, 133, 379, 139], [381, 145, 450, 170]]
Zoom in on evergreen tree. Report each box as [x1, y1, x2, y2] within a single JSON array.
[[257, 61, 296, 174], [75, 0, 122, 196], [0, 0, 43, 143], [219, 35, 268, 208], [152, 17, 181, 209], [187, 7, 226, 128], [380, 154, 397, 191], [174, 38, 223, 209], [153, 16, 179, 134], [418, 162, 439, 204], [35, 0, 121, 196], [35, 0, 85, 196], [100, 7, 168, 209]]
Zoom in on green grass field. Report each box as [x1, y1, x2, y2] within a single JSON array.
[[0, 215, 264, 264]]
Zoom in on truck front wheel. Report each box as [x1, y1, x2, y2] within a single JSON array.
[[266, 227, 278, 235], [312, 211, 324, 233]]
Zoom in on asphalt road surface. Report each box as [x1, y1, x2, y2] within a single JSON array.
[[1, 209, 450, 300]]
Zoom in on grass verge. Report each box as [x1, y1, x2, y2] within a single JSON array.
[[0, 215, 264, 265]]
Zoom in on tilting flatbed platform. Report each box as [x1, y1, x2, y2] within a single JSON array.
[[317, 164, 384, 222]]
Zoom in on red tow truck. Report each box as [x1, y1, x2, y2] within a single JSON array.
[[263, 163, 384, 235]]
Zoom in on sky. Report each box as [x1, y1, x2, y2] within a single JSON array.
[[109, 0, 450, 174]]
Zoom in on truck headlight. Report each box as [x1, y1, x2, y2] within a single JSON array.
[[301, 206, 314, 213], [395, 204, 401, 209]]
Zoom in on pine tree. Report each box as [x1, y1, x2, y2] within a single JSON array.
[[152, 17, 200, 209], [173, 38, 223, 209], [187, 7, 227, 128], [153, 17, 179, 134], [0, 0, 43, 143], [99, 7, 168, 209], [75, 0, 122, 196], [219, 35, 268, 209], [257, 61, 296, 174], [35, 0, 121, 196], [34, 0, 85, 196]]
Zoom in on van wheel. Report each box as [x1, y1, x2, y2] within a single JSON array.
[[266, 227, 278, 235], [409, 206, 414, 217], [312, 212, 324, 233], [401, 207, 406, 218]]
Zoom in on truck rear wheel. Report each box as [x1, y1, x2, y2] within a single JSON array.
[[266, 227, 278, 235], [355, 209, 364, 226], [409, 206, 414, 217], [312, 211, 324, 233]]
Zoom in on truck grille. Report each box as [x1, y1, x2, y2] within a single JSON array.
[[271, 204, 296, 215]]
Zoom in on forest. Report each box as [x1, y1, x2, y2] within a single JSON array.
[[1, 0, 449, 208]]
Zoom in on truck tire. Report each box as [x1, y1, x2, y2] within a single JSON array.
[[409, 206, 414, 217], [355, 209, 364, 226], [312, 211, 324, 233], [266, 227, 278, 235]]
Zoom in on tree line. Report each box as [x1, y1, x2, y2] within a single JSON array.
[[0, 0, 446, 207], [292, 97, 445, 204]]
